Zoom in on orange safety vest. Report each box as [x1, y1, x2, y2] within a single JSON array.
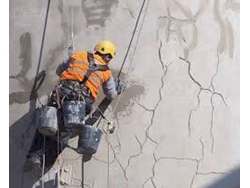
[[60, 51, 112, 100]]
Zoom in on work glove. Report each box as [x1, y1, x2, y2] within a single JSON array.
[[115, 79, 125, 95]]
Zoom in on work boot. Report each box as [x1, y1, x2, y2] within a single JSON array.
[[23, 155, 42, 172]]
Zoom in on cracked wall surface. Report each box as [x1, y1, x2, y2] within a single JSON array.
[[9, 0, 240, 187]]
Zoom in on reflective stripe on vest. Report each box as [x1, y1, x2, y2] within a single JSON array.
[[67, 67, 101, 87], [71, 58, 105, 85]]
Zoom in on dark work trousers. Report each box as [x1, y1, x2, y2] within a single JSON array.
[[27, 82, 93, 167]]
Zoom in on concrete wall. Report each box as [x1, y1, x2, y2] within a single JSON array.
[[9, 0, 240, 187]]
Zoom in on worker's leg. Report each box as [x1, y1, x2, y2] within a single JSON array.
[[23, 109, 71, 172]]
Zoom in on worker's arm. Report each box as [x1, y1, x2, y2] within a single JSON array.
[[102, 77, 125, 100], [102, 76, 117, 100], [56, 57, 71, 76]]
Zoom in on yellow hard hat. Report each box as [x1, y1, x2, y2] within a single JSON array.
[[94, 40, 116, 58]]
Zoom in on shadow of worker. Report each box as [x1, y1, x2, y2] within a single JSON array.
[[9, 70, 60, 188]]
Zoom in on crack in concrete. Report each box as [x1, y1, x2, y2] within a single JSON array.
[[142, 144, 159, 188], [142, 140, 202, 188], [138, 39, 171, 146], [189, 138, 205, 188], [209, 53, 226, 153], [210, 53, 220, 92], [197, 172, 226, 175], [91, 116, 121, 165], [179, 57, 227, 154], [142, 138, 204, 188], [113, 115, 122, 152], [166, 0, 207, 59], [124, 135, 143, 179], [210, 94, 215, 153], [144, 40, 174, 145], [188, 89, 202, 137], [104, 133, 128, 181], [137, 40, 175, 187]]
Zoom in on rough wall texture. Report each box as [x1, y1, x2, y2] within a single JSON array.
[[9, 0, 240, 187]]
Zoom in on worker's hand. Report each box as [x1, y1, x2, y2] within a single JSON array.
[[115, 79, 125, 95]]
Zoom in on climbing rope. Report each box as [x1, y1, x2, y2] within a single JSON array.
[[68, 7, 74, 57], [34, 0, 51, 188], [106, 0, 151, 186], [42, 136, 46, 188], [56, 122, 61, 188], [112, 0, 151, 114], [65, 7, 87, 188], [117, 0, 148, 79], [53, 7, 76, 188], [81, 156, 84, 188]]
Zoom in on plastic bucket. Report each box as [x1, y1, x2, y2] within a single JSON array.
[[38, 106, 58, 136], [62, 100, 85, 130], [77, 125, 103, 154]]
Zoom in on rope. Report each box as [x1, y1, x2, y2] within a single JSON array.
[[65, 8, 87, 188], [117, 0, 147, 79], [82, 157, 84, 188], [36, 0, 51, 76], [42, 136, 46, 188], [68, 7, 74, 57], [56, 125, 61, 188], [107, 133, 110, 188], [37, 1, 51, 187], [106, 0, 151, 186], [54, 7, 75, 185]]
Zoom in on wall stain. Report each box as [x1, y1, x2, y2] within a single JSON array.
[[225, 0, 240, 12], [214, 0, 227, 54], [94, 70, 145, 117], [214, 0, 235, 58], [81, 0, 118, 27], [9, 32, 33, 105], [225, 18, 235, 59], [10, 32, 32, 89], [9, 31, 58, 105], [165, 0, 207, 59], [112, 82, 145, 117]]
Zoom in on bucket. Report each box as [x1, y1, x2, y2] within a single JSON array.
[[77, 125, 103, 154], [38, 106, 58, 136], [62, 100, 85, 130]]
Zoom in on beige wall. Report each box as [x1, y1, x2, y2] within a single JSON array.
[[9, 0, 240, 187]]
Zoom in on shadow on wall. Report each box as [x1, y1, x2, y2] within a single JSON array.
[[9, 71, 54, 188], [205, 166, 240, 188], [10, 1, 55, 187]]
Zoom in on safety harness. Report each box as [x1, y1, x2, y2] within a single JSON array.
[[80, 52, 109, 85], [56, 52, 109, 103]]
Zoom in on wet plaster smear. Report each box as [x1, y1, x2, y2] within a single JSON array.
[[9, 0, 239, 187]]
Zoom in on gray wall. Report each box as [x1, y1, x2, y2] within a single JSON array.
[[9, 0, 240, 187]]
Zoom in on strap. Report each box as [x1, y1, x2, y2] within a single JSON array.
[[80, 52, 109, 85]]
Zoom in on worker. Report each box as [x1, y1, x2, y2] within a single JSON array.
[[23, 40, 124, 172]]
